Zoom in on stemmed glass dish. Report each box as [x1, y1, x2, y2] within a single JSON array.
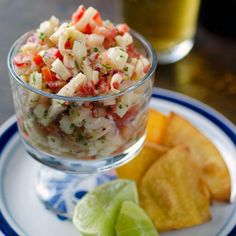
[[8, 30, 157, 217]]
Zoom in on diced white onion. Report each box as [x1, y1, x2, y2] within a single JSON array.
[[92, 70, 99, 85], [130, 58, 138, 66], [33, 103, 48, 120], [106, 47, 128, 70], [27, 72, 42, 108], [116, 91, 140, 118], [47, 102, 66, 123], [84, 117, 111, 130], [123, 63, 134, 78], [37, 16, 59, 37], [116, 102, 129, 118], [82, 60, 99, 85], [140, 57, 150, 68], [58, 26, 86, 56], [75, 7, 97, 31], [47, 73, 86, 122], [63, 54, 75, 69], [115, 32, 133, 48], [135, 59, 144, 74], [21, 42, 39, 53], [86, 34, 105, 48], [29, 71, 42, 89], [48, 135, 61, 149], [51, 58, 71, 80], [69, 107, 91, 127], [82, 60, 92, 78], [57, 72, 86, 97], [135, 59, 145, 79], [110, 73, 123, 93], [50, 23, 69, 44], [72, 40, 87, 62], [60, 115, 74, 134]]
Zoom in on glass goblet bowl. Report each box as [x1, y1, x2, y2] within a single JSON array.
[[7, 30, 157, 217]]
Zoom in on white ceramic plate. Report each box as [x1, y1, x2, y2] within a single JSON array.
[[0, 88, 236, 236]]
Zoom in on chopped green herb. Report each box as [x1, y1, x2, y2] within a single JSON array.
[[93, 47, 98, 52], [82, 56, 86, 60], [43, 110, 48, 119], [50, 137, 56, 143], [57, 101, 64, 105], [32, 72, 36, 83], [27, 111, 34, 119], [124, 66, 129, 72], [75, 60, 79, 70], [70, 123, 75, 130], [120, 55, 124, 58], [119, 104, 123, 109], [76, 133, 84, 142], [102, 64, 112, 70], [39, 32, 45, 41]]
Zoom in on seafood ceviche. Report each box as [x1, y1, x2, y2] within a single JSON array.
[[13, 5, 152, 160]]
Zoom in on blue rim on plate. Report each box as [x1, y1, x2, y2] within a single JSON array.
[[0, 88, 235, 236]]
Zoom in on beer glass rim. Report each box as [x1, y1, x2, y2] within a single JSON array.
[[7, 29, 157, 102]]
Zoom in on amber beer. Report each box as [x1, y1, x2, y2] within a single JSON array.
[[122, 0, 201, 64]]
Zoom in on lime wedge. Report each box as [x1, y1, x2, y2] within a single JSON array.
[[116, 201, 159, 236], [73, 180, 138, 236]]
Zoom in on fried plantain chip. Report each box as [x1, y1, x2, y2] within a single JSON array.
[[140, 146, 211, 232], [116, 143, 167, 184], [162, 112, 230, 201], [146, 108, 168, 144]]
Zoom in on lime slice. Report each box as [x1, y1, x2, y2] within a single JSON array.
[[73, 179, 138, 236], [116, 201, 159, 236]]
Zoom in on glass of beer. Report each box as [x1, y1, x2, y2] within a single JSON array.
[[122, 0, 201, 64]]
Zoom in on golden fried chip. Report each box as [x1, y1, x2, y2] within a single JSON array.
[[140, 146, 211, 232], [116, 143, 167, 184], [162, 112, 230, 201], [146, 108, 168, 144]]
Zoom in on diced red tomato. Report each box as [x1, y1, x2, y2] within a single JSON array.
[[113, 106, 139, 127], [65, 38, 73, 49], [92, 107, 106, 118], [117, 24, 130, 36], [83, 24, 93, 34], [93, 12, 103, 26], [54, 49, 63, 60], [42, 123, 61, 134], [127, 44, 140, 58], [144, 65, 150, 74], [13, 54, 28, 67], [33, 54, 44, 66], [47, 80, 66, 92], [97, 77, 111, 94], [79, 81, 95, 97], [42, 67, 56, 82], [71, 5, 86, 25], [102, 27, 118, 48], [113, 81, 119, 90]]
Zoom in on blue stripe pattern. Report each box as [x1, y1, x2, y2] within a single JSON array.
[[0, 122, 19, 236]]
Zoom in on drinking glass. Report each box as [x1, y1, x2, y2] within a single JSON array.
[[122, 0, 201, 64], [7, 30, 157, 217]]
